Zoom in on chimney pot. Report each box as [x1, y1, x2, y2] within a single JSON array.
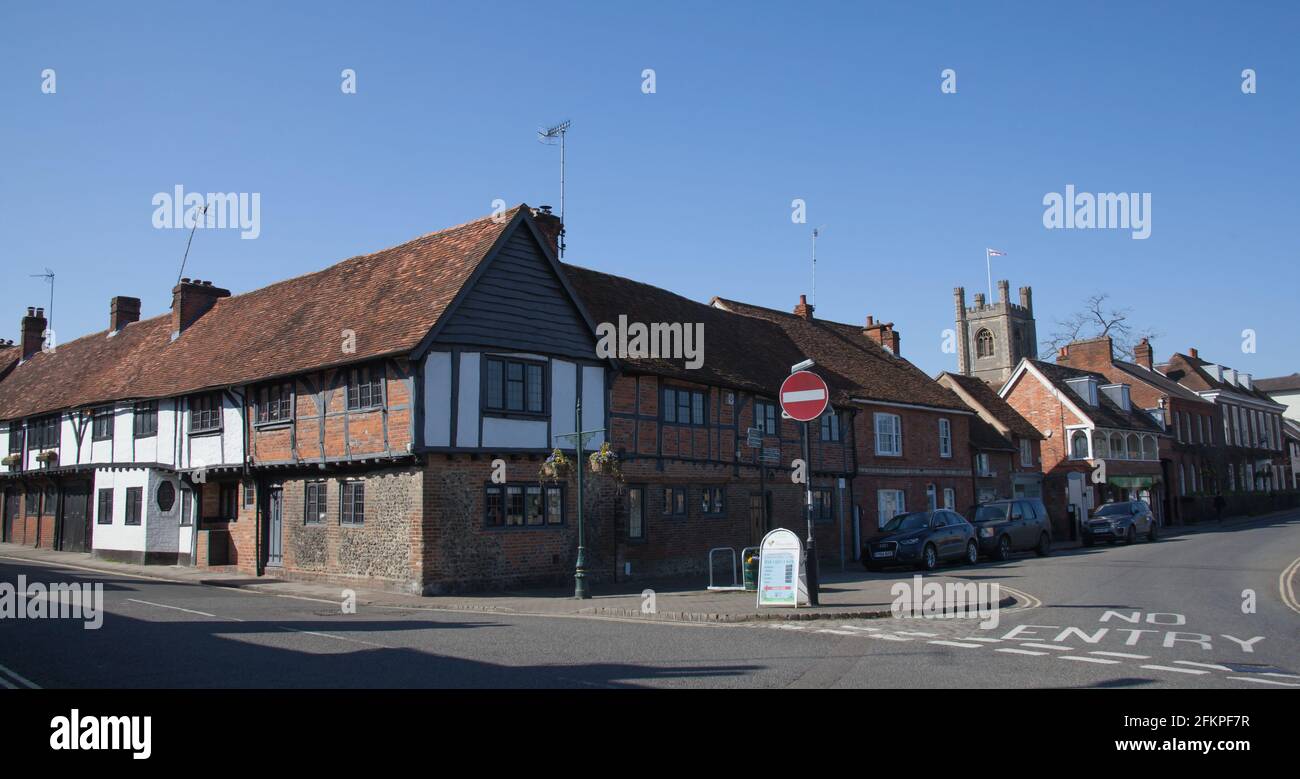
[[20, 306, 47, 361], [1189, 347, 1199, 359], [793, 294, 815, 320], [172, 279, 231, 337], [529, 205, 564, 256], [110, 296, 142, 333]]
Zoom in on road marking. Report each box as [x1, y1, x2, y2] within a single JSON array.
[[1261, 671, 1300, 679], [1231, 676, 1300, 687], [815, 629, 858, 636], [928, 640, 983, 648], [1141, 664, 1208, 675], [1062, 655, 1120, 664], [0, 662, 40, 689], [997, 648, 1048, 656], [1001, 584, 1042, 610], [1090, 651, 1150, 660], [838, 625, 880, 632], [126, 598, 239, 620], [1021, 643, 1072, 651], [279, 627, 390, 649], [1280, 556, 1300, 616], [961, 637, 1001, 643], [1174, 660, 1232, 672], [894, 630, 939, 637]]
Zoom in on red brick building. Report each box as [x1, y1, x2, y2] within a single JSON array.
[[1, 204, 981, 591], [999, 358, 1167, 537], [936, 371, 1044, 505]]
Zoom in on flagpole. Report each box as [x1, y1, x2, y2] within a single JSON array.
[[986, 248, 993, 302]]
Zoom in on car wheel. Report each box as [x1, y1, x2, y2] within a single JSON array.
[[1147, 523, 1158, 542], [1127, 526, 1137, 545], [1035, 532, 1051, 557], [965, 540, 978, 565], [995, 535, 1012, 561], [918, 544, 938, 571]]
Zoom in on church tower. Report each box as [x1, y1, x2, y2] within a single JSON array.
[[955, 280, 1037, 387]]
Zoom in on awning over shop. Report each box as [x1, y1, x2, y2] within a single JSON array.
[[1107, 475, 1159, 489]]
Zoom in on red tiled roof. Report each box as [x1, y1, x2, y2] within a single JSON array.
[[0, 207, 521, 420], [1162, 353, 1281, 405], [1255, 373, 1300, 393], [712, 298, 969, 411], [939, 371, 1042, 440]]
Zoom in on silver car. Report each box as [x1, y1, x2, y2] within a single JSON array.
[[1082, 500, 1158, 546]]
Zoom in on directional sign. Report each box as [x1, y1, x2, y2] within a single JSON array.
[[746, 427, 763, 448], [779, 370, 829, 423]]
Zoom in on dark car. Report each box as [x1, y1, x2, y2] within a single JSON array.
[[966, 498, 1053, 561], [862, 509, 978, 572], [1082, 500, 1158, 546]]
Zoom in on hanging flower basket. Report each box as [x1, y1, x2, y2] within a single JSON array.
[[539, 448, 574, 482], [587, 442, 624, 483], [1, 454, 20, 467], [35, 450, 58, 464]]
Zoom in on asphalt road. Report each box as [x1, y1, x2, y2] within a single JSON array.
[[0, 512, 1297, 689]]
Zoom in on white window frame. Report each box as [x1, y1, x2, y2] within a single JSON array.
[[1019, 437, 1033, 467], [874, 412, 902, 457], [943, 487, 955, 510], [877, 489, 905, 529], [938, 418, 952, 458]]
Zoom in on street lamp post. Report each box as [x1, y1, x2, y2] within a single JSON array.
[[553, 398, 606, 600], [801, 418, 820, 606]]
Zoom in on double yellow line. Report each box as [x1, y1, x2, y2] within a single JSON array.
[[1281, 556, 1300, 616]]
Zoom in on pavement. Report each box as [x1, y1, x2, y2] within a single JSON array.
[[0, 507, 1296, 689]]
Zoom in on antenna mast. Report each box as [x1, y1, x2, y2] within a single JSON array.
[[538, 120, 572, 257], [30, 268, 54, 331], [811, 225, 826, 307]]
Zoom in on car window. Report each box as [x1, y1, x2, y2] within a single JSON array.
[[931, 513, 948, 528], [1017, 501, 1036, 520], [883, 512, 931, 532], [970, 504, 1008, 523], [1010, 503, 1023, 520], [1094, 503, 1130, 517]]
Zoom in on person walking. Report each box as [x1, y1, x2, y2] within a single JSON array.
[[1213, 492, 1226, 523]]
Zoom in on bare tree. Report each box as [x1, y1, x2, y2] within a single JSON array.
[[1040, 293, 1159, 361]]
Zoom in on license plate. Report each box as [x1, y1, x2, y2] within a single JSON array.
[[872, 550, 893, 559]]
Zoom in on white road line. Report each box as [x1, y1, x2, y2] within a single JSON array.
[[1280, 556, 1300, 616], [1062, 655, 1120, 664], [1261, 671, 1300, 679], [1001, 585, 1042, 610], [1174, 660, 1233, 672], [895, 630, 940, 637], [1231, 676, 1300, 688], [838, 625, 880, 632], [1141, 664, 1208, 675], [0, 662, 40, 689], [126, 598, 229, 619], [816, 629, 858, 636], [929, 640, 983, 648], [997, 648, 1048, 656], [1021, 643, 1072, 651], [1090, 651, 1150, 660], [961, 637, 1002, 643], [279, 627, 390, 649]]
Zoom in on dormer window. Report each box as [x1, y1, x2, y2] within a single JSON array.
[[1065, 376, 1099, 406]]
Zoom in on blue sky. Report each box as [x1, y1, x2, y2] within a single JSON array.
[[2, 1, 1296, 380]]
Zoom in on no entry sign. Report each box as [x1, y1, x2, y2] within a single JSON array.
[[779, 370, 829, 422]]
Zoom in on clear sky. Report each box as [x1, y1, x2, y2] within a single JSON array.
[[2, 1, 1296, 380]]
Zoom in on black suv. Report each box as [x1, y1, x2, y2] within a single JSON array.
[[965, 499, 1053, 561]]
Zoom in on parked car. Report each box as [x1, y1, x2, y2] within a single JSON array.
[[1082, 500, 1158, 546], [966, 499, 1053, 561], [862, 509, 978, 572]]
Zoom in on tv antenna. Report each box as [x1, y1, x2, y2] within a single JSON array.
[[537, 120, 571, 256], [811, 225, 826, 307], [176, 204, 208, 285], [29, 267, 54, 330]]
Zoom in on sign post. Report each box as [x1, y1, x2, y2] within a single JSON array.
[[779, 369, 829, 607]]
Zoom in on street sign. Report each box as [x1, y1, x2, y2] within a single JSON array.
[[760, 447, 781, 465], [757, 528, 808, 607], [746, 427, 763, 448], [779, 370, 829, 423]]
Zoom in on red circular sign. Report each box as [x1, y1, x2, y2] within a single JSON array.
[[779, 371, 830, 423]]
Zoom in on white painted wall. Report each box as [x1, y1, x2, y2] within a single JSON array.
[[423, 351, 452, 447], [456, 352, 480, 448], [582, 364, 606, 448], [91, 468, 149, 553]]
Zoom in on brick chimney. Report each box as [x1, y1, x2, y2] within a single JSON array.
[[1134, 337, 1153, 370], [109, 296, 141, 334], [530, 205, 564, 257], [793, 294, 815, 320], [1056, 336, 1112, 371], [1188, 347, 1199, 359], [171, 279, 230, 338], [21, 307, 46, 361], [864, 315, 901, 355]]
